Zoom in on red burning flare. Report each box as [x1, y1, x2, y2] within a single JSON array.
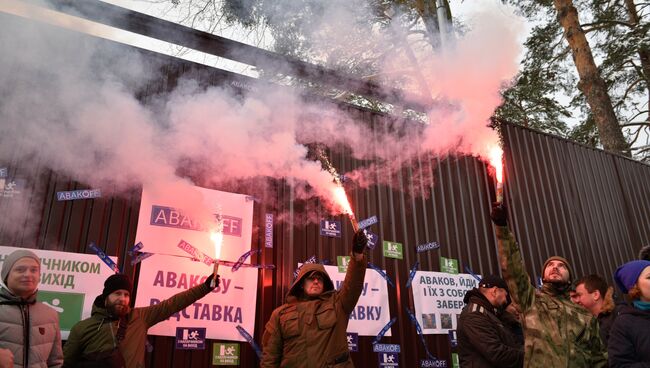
[[488, 145, 504, 183], [333, 186, 359, 231]]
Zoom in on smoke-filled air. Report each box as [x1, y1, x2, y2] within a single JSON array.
[[0, 0, 525, 237]]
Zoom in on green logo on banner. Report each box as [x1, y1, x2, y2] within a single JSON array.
[[452, 352, 460, 368], [382, 241, 403, 259], [37, 291, 84, 330], [440, 256, 459, 274], [212, 343, 240, 365], [337, 256, 350, 273]]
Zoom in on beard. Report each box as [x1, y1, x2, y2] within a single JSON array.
[[106, 300, 131, 317]]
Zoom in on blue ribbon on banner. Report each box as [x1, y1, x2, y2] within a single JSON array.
[[368, 262, 394, 287], [88, 242, 120, 273], [236, 325, 262, 359], [127, 241, 144, 256], [405, 307, 436, 360], [463, 266, 481, 281], [232, 249, 262, 272], [130, 252, 153, 265], [372, 317, 397, 345], [406, 261, 419, 289]]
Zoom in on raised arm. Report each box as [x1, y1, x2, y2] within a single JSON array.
[[141, 274, 217, 327], [338, 230, 368, 314], [491, 204, 536, 312]]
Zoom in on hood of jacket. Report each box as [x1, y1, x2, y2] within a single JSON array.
[[90, 294, 120, 321], [618, 303, 650, 319], [287, 263, 335, 300], [0, 281, 37, 304]]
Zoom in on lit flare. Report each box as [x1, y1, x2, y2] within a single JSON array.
[[487, 145, 504, 203], [209, 230, 223, 287], [333, 186, 359, 231]]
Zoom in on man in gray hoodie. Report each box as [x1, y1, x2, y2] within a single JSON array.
[[0, 249, 63, 367]]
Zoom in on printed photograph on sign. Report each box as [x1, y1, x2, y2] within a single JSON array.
[[421, 313, 436, 329]]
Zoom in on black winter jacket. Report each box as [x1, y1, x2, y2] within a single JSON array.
[[457, 288, 524, 368], [608, 304, 650, 367]]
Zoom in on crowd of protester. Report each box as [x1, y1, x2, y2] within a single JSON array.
[[456, 205, 650, 368], [0, 210, 648, 367]]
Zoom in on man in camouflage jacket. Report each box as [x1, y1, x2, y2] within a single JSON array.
[[491, 204, 607, 367]]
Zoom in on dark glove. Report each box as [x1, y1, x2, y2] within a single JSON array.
[[205, 273, 220, 289], [352, 229, 368, 254], [490, 202, 508, 227]]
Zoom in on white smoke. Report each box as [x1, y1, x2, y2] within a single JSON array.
[[0, 0, 525, 239]]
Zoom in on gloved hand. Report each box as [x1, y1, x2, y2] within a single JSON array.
[[352, 229, 368, 254], [490, 202, 508, 227], [205, 273, 221, 290]]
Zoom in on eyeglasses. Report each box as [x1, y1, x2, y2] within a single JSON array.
[[306, 274, 324, 282]]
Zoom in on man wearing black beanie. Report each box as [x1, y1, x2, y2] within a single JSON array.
[[63, 272, 219, 368]]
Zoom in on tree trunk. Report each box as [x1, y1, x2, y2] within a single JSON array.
[[624, 0, 650, 122], [553, 0, 630, 155]]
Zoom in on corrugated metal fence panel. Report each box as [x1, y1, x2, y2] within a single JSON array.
[[502, 123, 648, 283]]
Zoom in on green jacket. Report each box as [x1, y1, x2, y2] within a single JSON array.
[[63, 283, 212, 368], [495, 226, 607, 368], [261, 254, 367, 368]]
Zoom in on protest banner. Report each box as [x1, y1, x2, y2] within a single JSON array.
[[316, 263, 392, 336], [411, 271, 479, 334], [0, 246, 116, 339], [133, 185, 256, 341]]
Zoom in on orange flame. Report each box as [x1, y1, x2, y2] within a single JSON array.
[[210, 230, 223, 260], [333, 186, 353, 215], [333, 186, 359, 231], [488, 145, 504, 183]]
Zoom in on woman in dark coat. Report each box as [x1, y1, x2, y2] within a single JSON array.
[[608, 260, 650, 367]]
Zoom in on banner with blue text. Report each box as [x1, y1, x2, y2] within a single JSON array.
[[133, 185, 256, 341]]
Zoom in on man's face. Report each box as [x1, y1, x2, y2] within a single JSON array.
[[543, 260, 570, 283], [303, 273, 324, 297], [494, 287, 509, 307], [105, 289, 131, 317], [7, 258, 40, 298], [574, 283, 599, 311]]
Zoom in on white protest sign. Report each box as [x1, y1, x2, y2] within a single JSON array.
[[0, 246, 116, 339], [411, 271, 479, 334], [133, 185, 256, 341], [319, 263, 392, 336]]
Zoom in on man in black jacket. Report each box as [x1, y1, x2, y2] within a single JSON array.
[[457, 275, 523, 368]]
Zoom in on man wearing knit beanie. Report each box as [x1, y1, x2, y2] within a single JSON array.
[[490, 204, 607, 367], [0, 249, 63, 367], [64, 270, 220, 368]]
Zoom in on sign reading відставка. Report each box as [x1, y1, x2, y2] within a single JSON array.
[[133, 185, 256, 342]]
